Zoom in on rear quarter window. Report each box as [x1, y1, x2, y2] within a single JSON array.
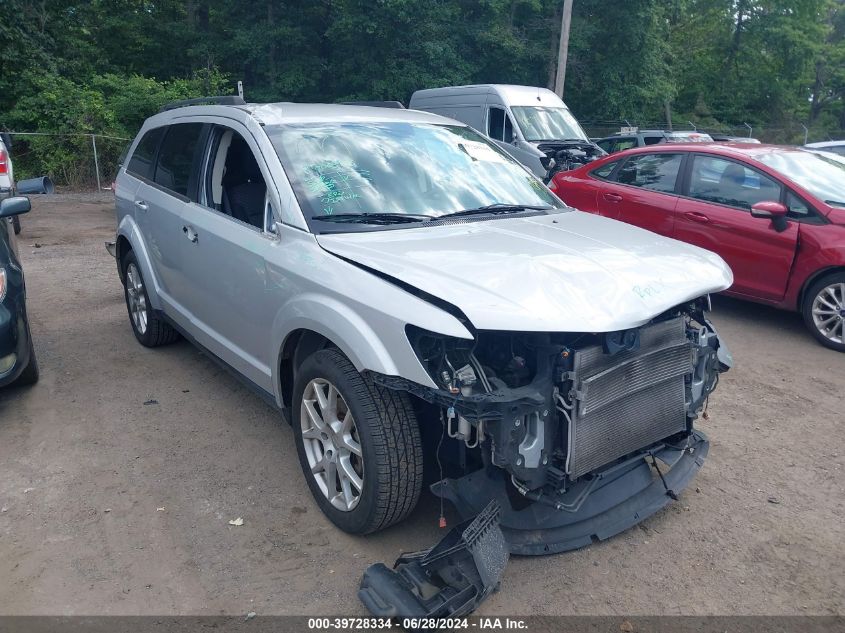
[[126, 127, 164, 181], [590, 161, 619, 180]]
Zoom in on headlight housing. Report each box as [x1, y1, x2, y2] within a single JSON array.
[[406, 325, 476, 392]]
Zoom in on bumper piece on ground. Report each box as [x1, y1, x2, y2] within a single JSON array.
[[359, 501, 508, 618], [432, 431, 709, 555]]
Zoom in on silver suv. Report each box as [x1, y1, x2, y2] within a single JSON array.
[[113, 97, 733, 554]]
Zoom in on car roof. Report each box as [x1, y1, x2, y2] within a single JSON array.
[[411, 84, 566, 107], [805, 140, 845, 148], [604, 142, 813, 160], [155, 102, 457, 127]]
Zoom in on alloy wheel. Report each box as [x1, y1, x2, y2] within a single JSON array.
[[300, 378, 364, 511], [126, 263, 148, 335], [811, 282, 845, 345]]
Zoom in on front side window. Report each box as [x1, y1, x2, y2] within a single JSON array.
[[266, 122, 563, 232], [203, 127, 268, 230], [154, 123, 204, 199], [689, 155, 781, 210], [510, 106, 587, 142], [127, 127, 164, 180], [616, 153, 683, 194], [487, 108, 513, 143]]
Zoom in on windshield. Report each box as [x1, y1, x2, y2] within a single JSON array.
[[510, 106, 587, 142], [267, 122, 564, 231], [756, 150, 845, 208]]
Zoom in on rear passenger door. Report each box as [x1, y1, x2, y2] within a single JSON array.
[[177, 123, 280, 392], [595, 152, 684, 237], [132, 123, 206, 313]]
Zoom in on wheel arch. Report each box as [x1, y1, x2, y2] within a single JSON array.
[[272, 296, 440, 410], [115, 215, 163, 311], [278, 329, 334, 409], [798, 266, 845, 311]]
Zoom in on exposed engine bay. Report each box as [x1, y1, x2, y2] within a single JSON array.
[[538, 139, 606, 182], [375, 296, 730, 554]]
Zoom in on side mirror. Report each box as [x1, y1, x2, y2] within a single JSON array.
[[751, 201, 789, 232], [0, 196, 31, 219]]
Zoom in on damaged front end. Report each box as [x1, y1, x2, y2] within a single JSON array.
[[375, 296, 730, 555]]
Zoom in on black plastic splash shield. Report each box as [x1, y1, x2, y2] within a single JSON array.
[[432, 431, 709, 556], [358, 501, 508, 618]]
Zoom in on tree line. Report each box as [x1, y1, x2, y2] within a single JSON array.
[[1, 0, 843, 186]]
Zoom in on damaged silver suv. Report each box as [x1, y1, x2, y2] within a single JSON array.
[[112, 97, 733, 554]]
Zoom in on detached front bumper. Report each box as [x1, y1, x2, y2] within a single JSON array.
[[433, 430, 708, 555]]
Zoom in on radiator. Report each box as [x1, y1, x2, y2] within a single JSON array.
[[567, 316, 693, 479]]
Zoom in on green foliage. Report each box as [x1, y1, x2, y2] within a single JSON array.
[[0, 0, 843, 187]]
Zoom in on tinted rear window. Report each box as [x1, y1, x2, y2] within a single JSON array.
[[127, 128, 164, 180], [154, 123, 204, 199]]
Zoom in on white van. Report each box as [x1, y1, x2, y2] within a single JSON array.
[[409, 84, 601, 179]]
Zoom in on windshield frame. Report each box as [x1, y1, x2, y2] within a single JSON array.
[[265, 121, 566, 234]]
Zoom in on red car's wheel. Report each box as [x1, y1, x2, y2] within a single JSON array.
[[802, 272, 845, 352]]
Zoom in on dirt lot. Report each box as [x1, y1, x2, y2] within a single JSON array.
[[0, 194, 843, 616]]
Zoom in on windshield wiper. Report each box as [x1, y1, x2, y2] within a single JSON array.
[[438, 203, 552, 219], [311, 212, 434, 224]]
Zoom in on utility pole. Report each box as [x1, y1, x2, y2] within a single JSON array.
[[553, 0, 574, 99]]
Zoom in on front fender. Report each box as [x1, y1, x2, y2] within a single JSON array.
[[116, 215, 163, 311], [272, 293, 458, 401]]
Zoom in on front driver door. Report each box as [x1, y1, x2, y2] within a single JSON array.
[[673, 154, 798, 301]]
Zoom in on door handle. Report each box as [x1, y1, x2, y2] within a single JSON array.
[[134, 200, 148, 211], [683, 211, 710, 224], [182, 225, 198, 243], [603, 193, 623, 202]]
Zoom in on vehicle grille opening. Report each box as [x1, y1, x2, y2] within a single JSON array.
[[567, 316, 692, 479]]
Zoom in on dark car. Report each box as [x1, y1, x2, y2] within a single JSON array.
[[595, 129, 714, 154], [0, 196, 38, 387], [549, 143, 845, 351]]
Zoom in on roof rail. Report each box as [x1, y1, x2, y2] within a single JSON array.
[[160, 95, 247, 112], [339, 100, 406, 109]]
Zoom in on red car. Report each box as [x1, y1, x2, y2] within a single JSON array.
[[550, 143, 845, 351]]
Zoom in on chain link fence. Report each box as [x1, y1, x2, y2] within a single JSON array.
[[5, 132, 131, 192], [4, 120, 841, 192]]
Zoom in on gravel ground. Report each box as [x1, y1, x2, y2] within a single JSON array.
[[0, 195, 843, 616]]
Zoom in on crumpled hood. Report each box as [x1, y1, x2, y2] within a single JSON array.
[[317, 211, 733, 333]]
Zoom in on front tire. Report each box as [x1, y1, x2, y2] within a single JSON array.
[[12, 216, 21, 235], [292, 348, 423, 534], [802, 272, 845, 352], [120, 250, 179, 347]]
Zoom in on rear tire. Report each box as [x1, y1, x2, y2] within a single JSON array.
[[292, 348, 423, 534], [120, 250, 179, 347], [802, 272, 845, 352]]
